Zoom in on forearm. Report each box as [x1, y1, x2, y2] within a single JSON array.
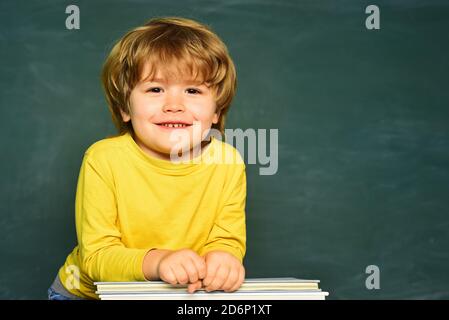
[[80, 245, 150, 282], [142, 249, 173, 280]]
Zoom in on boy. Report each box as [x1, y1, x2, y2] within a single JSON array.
[[48, 17, 246, 300]]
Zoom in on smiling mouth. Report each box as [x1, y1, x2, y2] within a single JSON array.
[[156, 123, 192, 128]]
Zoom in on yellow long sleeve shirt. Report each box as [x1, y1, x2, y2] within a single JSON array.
[[58, 132, 246, 299]]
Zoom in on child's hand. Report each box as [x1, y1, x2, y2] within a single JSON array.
[[158, 249, 206, 287], [201, 250, 245, 293]]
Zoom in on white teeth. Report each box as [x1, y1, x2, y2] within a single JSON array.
[[161, 123, 187, 128]]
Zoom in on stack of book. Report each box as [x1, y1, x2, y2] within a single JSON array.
[[95, 278, 329, 300]]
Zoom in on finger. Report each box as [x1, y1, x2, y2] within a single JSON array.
[[187, 280, 203, 294], [173, 263, 189, 285], [160, 265, 178, 285], [205, 265, 229, 292], [182, 258, 200, 283], [192, 256, 207, 280], [202, 259, 220, 287], [222, 266, 240, 292], [229, 265, 245, 292]]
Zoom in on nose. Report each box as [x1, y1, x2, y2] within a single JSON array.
[[162, 92, 185, 113]]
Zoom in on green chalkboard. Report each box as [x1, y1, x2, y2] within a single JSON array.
[[1, 0, 448, 299]]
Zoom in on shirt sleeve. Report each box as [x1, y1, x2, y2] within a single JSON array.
[[199, 161, 247, 263], [75, 151, 149, 282]]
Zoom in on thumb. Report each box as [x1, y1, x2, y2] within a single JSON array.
[[187, 280, 203, 294]]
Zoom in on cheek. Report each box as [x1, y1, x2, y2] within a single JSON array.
[[192, 101, 217, 121], [131, 102, 155, 119], [194, 113, 216, 127], [129, 93, 156, 118], [133, 108, 151, 119]]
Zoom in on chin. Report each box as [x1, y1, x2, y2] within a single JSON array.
[[158, 140, 192, 154]]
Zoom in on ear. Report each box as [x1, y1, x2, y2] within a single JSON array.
[[212, 109, 221, 124], [120, 108, 131, 122]]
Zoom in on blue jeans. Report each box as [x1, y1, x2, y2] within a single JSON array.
[[47, 275, 86, 300], [47, 287, 77, 300]]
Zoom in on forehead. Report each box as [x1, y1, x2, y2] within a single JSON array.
[[139, 60, 205, 84], [141, 76, 204, 86]]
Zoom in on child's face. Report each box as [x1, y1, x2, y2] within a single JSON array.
[[122, 64, 220, 161]]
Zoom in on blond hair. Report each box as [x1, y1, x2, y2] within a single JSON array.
[[101, 16, 237, 136]]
